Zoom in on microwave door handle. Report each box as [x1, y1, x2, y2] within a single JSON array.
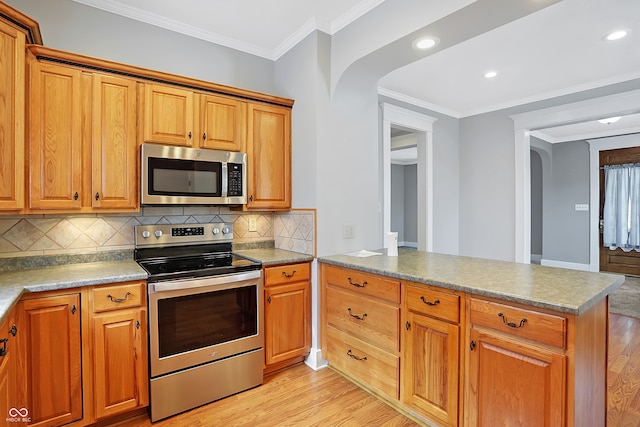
[[221, 162, 228, 198]]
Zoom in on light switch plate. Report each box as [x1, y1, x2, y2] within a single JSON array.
[[343, 224, 355, 239]]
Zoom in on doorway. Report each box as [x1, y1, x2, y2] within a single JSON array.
[[599, 145, 640, 275], [381, 103, 436, 251], [390, 127, 418, 248]]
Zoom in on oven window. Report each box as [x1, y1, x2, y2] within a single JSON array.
[[149, 157, 221, 197], [157, 285, 258, 358]]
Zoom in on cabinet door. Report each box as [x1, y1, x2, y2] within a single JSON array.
[[0, 20, 25, 211], [200, 94, 245, 151], [92, 74, 138, 209], [403, 311, 459, 427], [29, 62, 83, 209], [467, 328, 566, 427], [93, 309, 147, 419], [16, 294, 82, 427], [143, 83, 195, 146], [265, 281, 310, 365], [0, 309, 17, 424], [246, 103, 291, 210]]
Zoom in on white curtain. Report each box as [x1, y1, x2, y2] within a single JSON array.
[[603, 164, 640, 251]]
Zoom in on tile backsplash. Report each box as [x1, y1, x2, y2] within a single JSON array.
[[0, 207, 315, 259]]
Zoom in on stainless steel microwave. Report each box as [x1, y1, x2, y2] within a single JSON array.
[[141, 143, 247, 205]]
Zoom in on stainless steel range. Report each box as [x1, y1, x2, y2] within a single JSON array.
[[134, 222, 263, 422]]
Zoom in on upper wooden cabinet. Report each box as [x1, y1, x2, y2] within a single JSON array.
[[91, 73, 138, 209], [143, 83, 195, 146], [0, 19, 27, 211], [246, 102, 292, 210], [28, 54, 139, 212], [28, 61, 84, 210], [200, 94, 245, 151], [143, 84, 246, 151]]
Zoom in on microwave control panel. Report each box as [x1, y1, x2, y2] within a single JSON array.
[[227, 163, 243, 197]]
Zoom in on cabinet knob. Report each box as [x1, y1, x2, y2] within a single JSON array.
[[95, 192, 100, 201], [71, 305, 77, 315], [73, 192, 79, 201], [9, 324, 16, 337], [203, 133, 207, 141], [249, 195, 253, 202], [188, 131, 192, 139]]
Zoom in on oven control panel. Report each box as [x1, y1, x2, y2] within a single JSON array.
[[135, 223, 233, 247], [172, 227, 204, 237]]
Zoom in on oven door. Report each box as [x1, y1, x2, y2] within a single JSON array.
[[148, 270, 263, 377]]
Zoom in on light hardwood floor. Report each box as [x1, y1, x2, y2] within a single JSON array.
[[118, 313, 640, 427]]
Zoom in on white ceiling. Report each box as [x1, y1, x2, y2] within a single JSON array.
[[71, 0, 640, 139]]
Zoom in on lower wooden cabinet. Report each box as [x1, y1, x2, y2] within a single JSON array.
[[403, 284, 462, 426], [0, 308, 17, 424], [12, 281, 148, 427], [91, 281, 148, 421], [16, 292, 83, 427], [466, 328, 566, 426], [264, 262, 311, 373], [403, 310, 460, 426]]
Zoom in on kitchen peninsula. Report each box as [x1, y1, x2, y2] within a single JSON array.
[[319, 248, 623, 427]]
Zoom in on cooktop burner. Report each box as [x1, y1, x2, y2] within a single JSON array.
[[134, 223, 262, 282]]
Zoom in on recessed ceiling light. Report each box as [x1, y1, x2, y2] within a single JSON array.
[[605, 30, 628, 41], [598, 116, 621, 124], [412, 37, 439, 50], [484, 71, 498, 79]]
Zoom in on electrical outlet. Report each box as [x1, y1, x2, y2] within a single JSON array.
[[575, 204, 589, 212], [343, 224, 355, 239], [248, 217, 257, 232]]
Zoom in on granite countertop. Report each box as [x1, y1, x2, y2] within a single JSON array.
[[0, 260, 147, 325], [235, 248, 314, 266], [318, 249, 624, 315]]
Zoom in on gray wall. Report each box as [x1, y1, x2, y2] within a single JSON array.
[[7, 0, 275, 94], [531, 150, 543, 256], [404, 164, 418, 244], [391, 164, 406, 241], [390, 163, 418, 245], [543, 140, 590, 265]]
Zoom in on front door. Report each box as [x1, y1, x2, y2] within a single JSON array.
[[599, 146, 640, 275]]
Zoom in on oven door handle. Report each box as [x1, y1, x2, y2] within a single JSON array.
[[151, 270, 261, 292]]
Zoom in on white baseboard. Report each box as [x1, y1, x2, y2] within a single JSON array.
[[540, 259, 590, 271], [304, 348, 327, 371]]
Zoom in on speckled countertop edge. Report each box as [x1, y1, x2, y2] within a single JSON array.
[[235, 248, 314, 266], [318, 249, 624, 315], [0, 260, 147, 325]]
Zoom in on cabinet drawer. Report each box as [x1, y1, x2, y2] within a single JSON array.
[[265, 262, 310, 286], [326, 287, 399, 353], [326, 326, 399, 401], [324, 265, 400, 304], [406, 285, 460, 323], [92, 281, 144, 313], [469, 298, 567, 348]]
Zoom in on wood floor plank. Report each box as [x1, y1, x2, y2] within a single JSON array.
[[115, 313, 640, 427]]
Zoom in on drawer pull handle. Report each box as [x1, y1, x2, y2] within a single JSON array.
[[0, 338, 7, 357], [498, 312, 527, 328], [347, 277, 367, 288], [347, 307, 367, 321], [107, 292, 131, 303], [346, 349, 367, 361], [282, 270, 297, 278], [420, 296, 440, 306]]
